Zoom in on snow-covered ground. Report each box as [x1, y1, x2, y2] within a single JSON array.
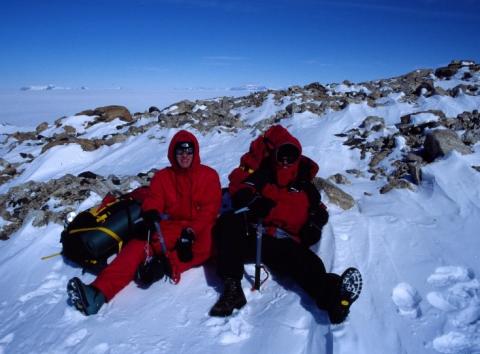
[[1, 69, 480, 354]]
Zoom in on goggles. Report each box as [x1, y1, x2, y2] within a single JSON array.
[[174, 141, 194, 155], [276, 144, 300, 165]]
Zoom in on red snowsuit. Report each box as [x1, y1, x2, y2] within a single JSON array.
[[228, 125, 319, 241], [93, 130, 221, 301]]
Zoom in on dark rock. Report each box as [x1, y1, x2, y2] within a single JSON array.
[[78, 105, 133, 123], [12, 131, 36, 142], [78, 171, 98, 179], [149, 106, 160, 113], [285, 103, 301, 115], [328, 173, 351, 185], [408, 163, 422, 185], [400, 114, 412, 124], [346, 169, 365, 178], [20, 152, 34, 159], [414, 82, 436, 97], [435, 67, 458, 79], [304, 82, 327, 95], [360, 116, 385, 131], [406, 153, 424, 163], [111, 176, 121, 185], [63, 125, 76, 135], [380, 179, 414, 194], [462, 130, 480, 145], [369, 150, 391, 168], [424, 129, 472, 161], [35, 122, 49, 134]]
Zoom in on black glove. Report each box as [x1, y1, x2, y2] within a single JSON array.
[[142, 209, 160, 232], [175, 228, 195, 263], [288, 180, 321, 207], [299, 203, 329, 246], [135, 255, 166, 288], [248, 195, 276, 219]]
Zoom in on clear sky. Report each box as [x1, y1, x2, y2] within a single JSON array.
[[1, 0, 479, 90]]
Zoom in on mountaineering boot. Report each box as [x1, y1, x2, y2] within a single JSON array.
[[209, 278, 247, 317], [328, 267, 363, 324], [67, 277, 106, 316]]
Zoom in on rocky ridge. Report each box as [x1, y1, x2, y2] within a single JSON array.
[[0, 60, 479, 239]]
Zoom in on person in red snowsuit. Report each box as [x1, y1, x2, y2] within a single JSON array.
[[67, 130, 221, 315], [209, 125, 362, 324]]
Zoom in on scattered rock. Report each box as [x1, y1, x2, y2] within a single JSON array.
[[63, 125, 76, 135], [0, 173, 152, 239], [78, 171, 99, 179], [313, 177, 355, 210], [35, 122, 49, 134], [369, 150, 391, 168], [408, 163, 423, 185], [360, 116, 385, 131], [380, 179, 414, 194], [328, 173, 351, 185], [285, 103, 301, 115], [414, 82, 436, 97], [346, 169, 365, 178], [435, 67, 458, 79]]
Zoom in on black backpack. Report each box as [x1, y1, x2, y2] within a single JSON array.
[[61, 191, 146, 272]]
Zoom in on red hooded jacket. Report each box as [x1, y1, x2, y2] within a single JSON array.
[[228, 125, 319, 240], [143, 130, 222, 275]]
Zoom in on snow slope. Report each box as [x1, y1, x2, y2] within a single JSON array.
[[1, 69, 480, 354]]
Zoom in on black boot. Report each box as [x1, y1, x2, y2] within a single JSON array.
[[328, 267, 363, 324], [67, 277, 106, 316], [209, 278, 247, 317]]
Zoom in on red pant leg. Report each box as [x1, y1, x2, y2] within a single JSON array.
[[92, 239, 148, 301]]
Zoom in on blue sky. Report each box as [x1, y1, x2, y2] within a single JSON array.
[[1, 0, 479, 89]]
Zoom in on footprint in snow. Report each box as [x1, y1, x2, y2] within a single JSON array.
[[18, 272, 67, 304], [63, 328, 89, 348], [427, 266, 474, 288], [204, 312, 253, 345], [92, 343, 110, 354], [425, 266, 480, 354]]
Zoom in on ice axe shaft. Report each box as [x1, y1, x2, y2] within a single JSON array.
[[153, 220, 168, 255], [253, 220, 263, 291]]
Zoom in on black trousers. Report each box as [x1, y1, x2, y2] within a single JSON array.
[[214, 212, 340, 310]]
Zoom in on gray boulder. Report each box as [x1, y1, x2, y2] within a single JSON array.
[[313, 177, 355, 210], [424, 129, 472, 161], [78, 105, 133, 123]]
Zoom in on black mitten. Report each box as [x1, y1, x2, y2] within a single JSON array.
[[299, 203, 329, 246], [135, 256, 166, 288], [289, 180, 321, 206], [248, 196, 276, 219], [176, 228, 195, 262], [142, 210, 160, 230]]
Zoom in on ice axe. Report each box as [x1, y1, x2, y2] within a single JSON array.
[[252, 219, 263, 291]]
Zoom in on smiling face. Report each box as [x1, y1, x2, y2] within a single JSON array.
[[174, 141, 194, 169], [176, 151, 193, 169]]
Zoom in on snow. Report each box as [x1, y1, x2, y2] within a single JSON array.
[[1, 72, 480, 354]]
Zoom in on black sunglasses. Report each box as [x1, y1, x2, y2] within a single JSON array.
[[175, 147, 194, 155]]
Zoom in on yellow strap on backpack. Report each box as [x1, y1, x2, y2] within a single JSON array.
[[69, 227, 123, 252]]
